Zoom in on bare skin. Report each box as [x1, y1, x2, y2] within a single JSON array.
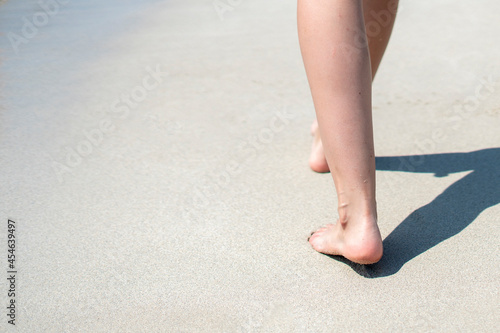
[[309, 0, 398, 174], [298, 0, 398, 264]]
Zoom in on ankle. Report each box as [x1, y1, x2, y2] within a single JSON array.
[[337, 200, 377, 225]]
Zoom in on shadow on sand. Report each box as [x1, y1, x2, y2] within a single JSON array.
[[327, 148, 500, 278]]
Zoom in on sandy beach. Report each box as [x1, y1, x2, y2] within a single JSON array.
[[1, 0, 499, 331]]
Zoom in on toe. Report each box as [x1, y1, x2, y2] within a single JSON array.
[[314, 227, 327, 234], [309, 236, 327, 253], [308, 230, 324, 243]]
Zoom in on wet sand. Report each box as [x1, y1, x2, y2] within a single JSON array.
[[1, 0, 499, 331]]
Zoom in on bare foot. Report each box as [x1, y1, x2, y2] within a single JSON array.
[[308, 217, 383, 265], [309, 119, 330, 173]]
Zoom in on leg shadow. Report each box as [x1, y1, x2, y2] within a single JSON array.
[[329, 148, 500, 278]]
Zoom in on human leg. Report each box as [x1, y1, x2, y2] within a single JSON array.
[[309, 0, 398, 173], [298, 0, 383, 264]]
